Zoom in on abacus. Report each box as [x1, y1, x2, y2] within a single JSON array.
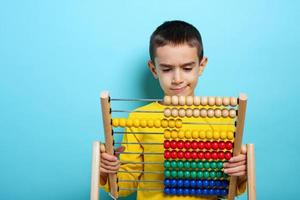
[[90, 91, 256, 200]]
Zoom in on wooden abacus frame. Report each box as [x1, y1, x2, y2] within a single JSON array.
[[90, 91, 256, 200]]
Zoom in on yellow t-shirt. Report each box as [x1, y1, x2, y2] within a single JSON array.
[[102, 102, 246, 199]]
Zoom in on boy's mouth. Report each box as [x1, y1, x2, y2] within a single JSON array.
[[170, 86, 187, 94]]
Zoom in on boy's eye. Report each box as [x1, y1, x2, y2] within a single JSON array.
[[183, 67, 193, 71], [162, 68, 172, 72]]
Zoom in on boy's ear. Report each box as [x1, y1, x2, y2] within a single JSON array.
[[198, 56, 208, 76], [148, 60, 158, 79]]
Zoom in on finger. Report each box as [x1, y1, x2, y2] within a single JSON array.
[[241, 144, 247, 154], [101, 152, 118, 162], [100, 163, 120, 171], [223, 165, 246, 174], [100, 166, 118, 174], [228, 154, 246, 163], [101, 157, 120, 167], [100, 143, 106, 153], [226, 171, 246, 177], [223, 160, 246, 168]]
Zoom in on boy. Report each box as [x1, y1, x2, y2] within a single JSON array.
[[100, 20, 247, 199]]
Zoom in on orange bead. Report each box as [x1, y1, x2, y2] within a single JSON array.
[[164, 129, 171, 139], [178, 130, 185, 139], [171, 130, 178, 139]]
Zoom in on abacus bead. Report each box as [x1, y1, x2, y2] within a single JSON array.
[[184, 171, 191, 178], [205, 141, 212, 149], [203, 180, 209, 187], [164, 96, 171, 105], [199, 131, 206, 139], [178, 161, 184, 168], [171, 150, 177, 159], [207, 109, 214, 118], [197, 161, 203, 168], [191, 140, 198, 149], [215, 97, 222, 106], [186, 108, 193, 117], [171, 96, 179, 105], [193, 108, 200, 117], [168, 119, 175, 128], [191, 161, 197, 168], [171, 108, 178, 117], [147, 119, 153, 128], [171, 170, 177, 178], [218, 141, 226, 149], [227, 131, 234, 139], [133, 119, 140, 127], [204, 161, 210, 169], [206, 130, 213, 139], [185, 130, 192, 139], [164, 178, 170, 186], [177, 151, 184, 159], [204, 171, 210, 178], [192, 130, 198, 139], [210, 162, 217, 169], [222, 109, 229, 117], [171, 188, 177, 195], [229, 109, 236, 118], [178, 130, 185, 139], [119, 118, 126, 127], [171, 130, 178, 139], [230, 97, 238, 106], [184, 141, 191, 149], [194, 96, 201, 106], [164, 108, 171, 117], [204, 152, 211, 160], [208, 189, 214, 195], [164, 187, 170, 194], [212, 152, 218, 160], [161, 119, 169, 128], [170, 140, 177, 149], [210, 171, 216, 178], [183, 188, 190, 195], [225, 152, 232, 160], [197, 171, 203, 178], [164, 129, 171, 139], [186, 96, 193, 106], [178, 108, 185, 117], [112, 118, 119, 127], [177, 140, 184, 149], [225, 141, 233, 150], [191, 151, 198, 159], [220, 131, 227, 139], [154, 119, 161, 128], [171, 179, 177, 187], [140, 119, 147, 128], [214, 109, 222, 118], [191, 171, 197, 179], [200, 108, 207, 117], [164, 161, 171, 168], [164, 140, 171, 149], [218, 152, 225, 159], [179, 96, 186, 106], [175, 119, 182, 128], [178, 171, 184, 178], [126, 119, 133, 127], [190, 180, 197, 187], [221, 189, 228, 196], [213, 131, 220, 139], [222, 97, 230, 106], [164, 151, 171, 159], [208, 97, 215, 106], [185, 151, 191, 159], [197, 152, 204, 159], [184, 161, 191, 168], [198, 141, 205, 149], [212, 142, 219, 150], [200, 96, 208, 106], [217, 161, 223, 168], [177, 179, 184, 187]]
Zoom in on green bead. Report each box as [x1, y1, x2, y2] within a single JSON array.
[[216, 171, 222, 178], [197, 171, 203, 178], [204, 171, 210, 178], [177, 161, 184, 168], [210, 162, 217, 169], [171, 161, 177, 168], [217, 162, 223, 169], [184, 161, 191, 168], [164, 161, 171, 168], [197, 161, 204, 169], [171, 170, 177, 178], [204, 162, 210, 169], [178, 170, 184, 178], [164, 170, 171, 177], [191, 161, 197, 169], [184, 171, 191, 178], [191, 171, 197, 178], [210, 171, 216, 178]]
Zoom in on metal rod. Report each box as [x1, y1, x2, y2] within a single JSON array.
[[119, 152, 163, 155], [114, 131, 163, 135], [115, 142, 163, 145], [120, 161, 163, 164], [118, 188, 163, 191], [118, 170, 163, 174], [111, 110, 162, 113], [118, 180, 164, 183], [111, 98, 162, 102], [184, 122, 234, 125]]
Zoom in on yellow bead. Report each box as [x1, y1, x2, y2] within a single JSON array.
[[171, 130, 178, 139], [154, 119, 161, 128], [126, 119, 133, 127], [192, 130, 198, 139], [175, 119, 182, 128], [178, 130, 185, 139], [206, 130, 213, 139], [161, 119, 169, 128], [199, 130, 206, 139], [227, 131, 234, 140], [133, 119, 140, 128], [112, 118, 119, 127], [140, 119, 147, 128], [213, 131, 220, 139], [168, 119, 175, 128], [185, 129, 192, 139], [119, 118, 126, 127], [164, 129, 171, 139], [220, 131, 227, 139], [147, 119, 154, 128]]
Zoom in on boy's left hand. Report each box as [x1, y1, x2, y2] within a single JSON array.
[[223, 145, 247, 177]]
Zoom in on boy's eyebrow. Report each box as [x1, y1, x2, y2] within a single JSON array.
[[159, 61, 196, 68]]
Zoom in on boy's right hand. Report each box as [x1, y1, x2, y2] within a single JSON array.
[[100, 143, 125, 185]]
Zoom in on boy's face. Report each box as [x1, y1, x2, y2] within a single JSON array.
[[148, 43, 207, 96]]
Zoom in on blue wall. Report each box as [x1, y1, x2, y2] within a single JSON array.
[[0, 1, 299, 199]]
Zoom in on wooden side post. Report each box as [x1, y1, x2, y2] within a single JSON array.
[[247, 144, 256, 200], [100, 91, 118, 199], [90, 141, 100, 200], [228, 94, 247, 200]]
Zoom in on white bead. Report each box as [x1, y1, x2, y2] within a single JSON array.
[[171, 108, 179, 117], [171, 96, 179, 105], [186, 96, 193, 106], [193, 96, 200, 106], [214, 109, 222, 118], [208, 97, 215, 106], [215, 97, 222, 106], [178, 108, 186, 117], [200, 108, 207, 117], [178, 96, 186, 106], [207, 109, 214, 118], [200, 96, 208, 106], [229, 109, 237, 118], [222, 109, 229, 117], [186, 108, 193, 117], [222, 97, 230, 106], [193, 109, 200, 117], [230, 97, 238, 106], [164, 96, 171, 105], [164, 108, 171, 117]]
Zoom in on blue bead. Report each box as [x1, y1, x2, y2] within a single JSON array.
[[215, 189, 221, 195], [221, 189, 228, 196], [177, 188, 183, 195], [184, 179, 190, 187], [177, 179, 183, 187], [171, 179, 177, 187], [208, 189, 214, 195], [164, 179, 170, 187], [171, 188, 177, 195], [203, 189, 208, 195], [209, 180, 215, 187], [215, 180, 221, 187], [222, 180, 229, 187], [183, 188, 190, 195], [203, 180, 209, 187], [196, 189, 202, 195], [190, 180, 196, 188], [164, 187, 170, 194], [190, 188, 196, 196], [196, 180, 203, 188]]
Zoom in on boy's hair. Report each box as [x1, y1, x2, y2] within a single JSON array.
[[149, 20, 204, 63]]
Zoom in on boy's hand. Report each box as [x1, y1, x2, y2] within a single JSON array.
[[223, 145, 247, 177], [100, 143, 125, 185]]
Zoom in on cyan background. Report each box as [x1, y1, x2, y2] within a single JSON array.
[[0, 0, 299, 199]]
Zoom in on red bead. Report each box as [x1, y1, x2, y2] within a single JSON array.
[[198, 151, 204, 159], [164, 150, 171, 159], [170, 140, 177, 149], [225, 151, 232, 160], [204, 152, 211, 160], [218, 152, 225, 160], [184, 151, 191, 159], [205, 142, 212, 149], [218, 141, 226, 150], [198, 142, 205, 149], [191, 140, 198, 149], [164, 140, 171, 149], [191, 151, 198, 159], [177, 150, 184, 159], [225, 141, 233, 150], [212, 142, 219, 150], [171, 150, 177, 159], [184, 141, 191, 149], [211, 152, 218, 160], [177, 140, 184, 149]]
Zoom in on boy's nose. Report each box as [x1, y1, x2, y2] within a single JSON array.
[[172, 70, 183, 84]]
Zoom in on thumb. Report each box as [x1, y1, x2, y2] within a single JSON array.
[[241, 144, 247, 155], [115, 146, 126, 156]]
